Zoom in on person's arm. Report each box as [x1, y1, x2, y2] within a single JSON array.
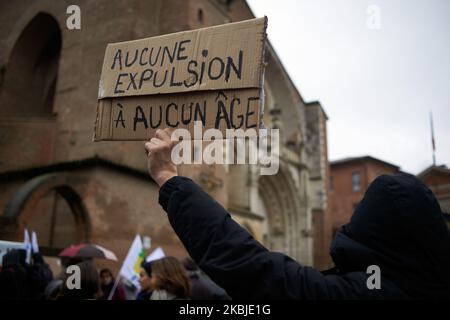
[[159, 175, 307, 299], [144, 129, 363, 299]]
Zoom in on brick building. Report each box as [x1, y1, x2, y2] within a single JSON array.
[[418, 165, 450, 226], [0, 0, 330, 273], [329, 156, 401, 236], [329, 157, 450, 243]]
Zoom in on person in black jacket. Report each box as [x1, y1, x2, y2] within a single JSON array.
[[0, 249, 29, 299], [0, 249, 53, 300], [144, 129, 450, 299]]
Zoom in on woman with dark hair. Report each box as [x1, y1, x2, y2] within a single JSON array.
[[99, 268, 126, 300], [137, 261, 153, 300], [149, 257, 191, 300]]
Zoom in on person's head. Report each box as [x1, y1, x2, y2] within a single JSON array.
[[151, 257, 191, 299], [2, 249, 26, 268], [330, 173, 450, 298], [58, 260, 99, 300], [99, 268, 113, 286], [139, 261, 153, 292], [0, 249, 29, 299]]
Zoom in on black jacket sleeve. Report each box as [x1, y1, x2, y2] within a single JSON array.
[[158, 176, 377, 299]]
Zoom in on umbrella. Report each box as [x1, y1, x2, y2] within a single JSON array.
[[59, 243, 118, 261]]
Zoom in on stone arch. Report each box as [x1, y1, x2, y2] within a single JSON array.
[[0, 12, 61, 116], [258, 163, 305, 261], [1, 174, 91, 253]]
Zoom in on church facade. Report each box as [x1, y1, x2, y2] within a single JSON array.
[[0, 0, 331, 271]]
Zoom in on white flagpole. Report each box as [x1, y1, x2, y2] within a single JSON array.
[[31, 231, 39, 254], [108, 235, 138, 300], [430, 111, 436, 166], [107, 272, 122, 300], [23, 228, 31, 264]]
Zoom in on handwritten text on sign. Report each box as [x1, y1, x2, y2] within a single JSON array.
[[98, 18, 266, 98], [111, 45, 243, 94], [105, 89, 260, 140], [95, 18, 267, 141]]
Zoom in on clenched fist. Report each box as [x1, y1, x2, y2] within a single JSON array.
[[144, 128, 178, 187]]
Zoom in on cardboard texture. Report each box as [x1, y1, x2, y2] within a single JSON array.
[[94, 17, 267, 141]]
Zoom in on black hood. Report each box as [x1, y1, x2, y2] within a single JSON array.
[[330, 174, 450, 298]]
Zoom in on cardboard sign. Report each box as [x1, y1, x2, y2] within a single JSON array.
[[94, 17, 267, 141]]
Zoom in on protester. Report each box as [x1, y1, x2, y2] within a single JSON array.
[[144, 128, 450, 299], [148, 257, 190, 300], [136, 261, 153, 300], [182, 257, 229, 300], [0, 249, 29, 299], [99, 268, 126, 300], [28, 251, 54, 299], [0, 249, 53, 300], [57, 260, 100, 300]]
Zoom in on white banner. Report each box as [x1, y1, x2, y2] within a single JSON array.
[[119, 235, 144, 289]]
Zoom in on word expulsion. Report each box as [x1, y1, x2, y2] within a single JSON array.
[[112, 43, 243, 94]]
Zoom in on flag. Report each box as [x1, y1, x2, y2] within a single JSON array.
[[119, 235, 145, 289], [0, 240, 24, 266], [23, 229, 31, 264], [146, 246, 165, 262], [31, 231, 39, 253]]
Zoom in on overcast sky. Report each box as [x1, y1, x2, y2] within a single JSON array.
[[247, 0, 450, 174]]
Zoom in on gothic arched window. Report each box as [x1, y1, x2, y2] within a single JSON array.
[[1, 13, 61, 117]]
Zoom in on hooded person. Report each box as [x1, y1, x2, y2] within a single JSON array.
[[145, 129, 450, 299], [328, 173, 450, 298], [0, 249, 29, 299], [146, 135, 450, 300]]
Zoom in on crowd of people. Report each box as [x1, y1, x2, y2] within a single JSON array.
[[0, 250, 230, 300], [1, 129, 449, 300]]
